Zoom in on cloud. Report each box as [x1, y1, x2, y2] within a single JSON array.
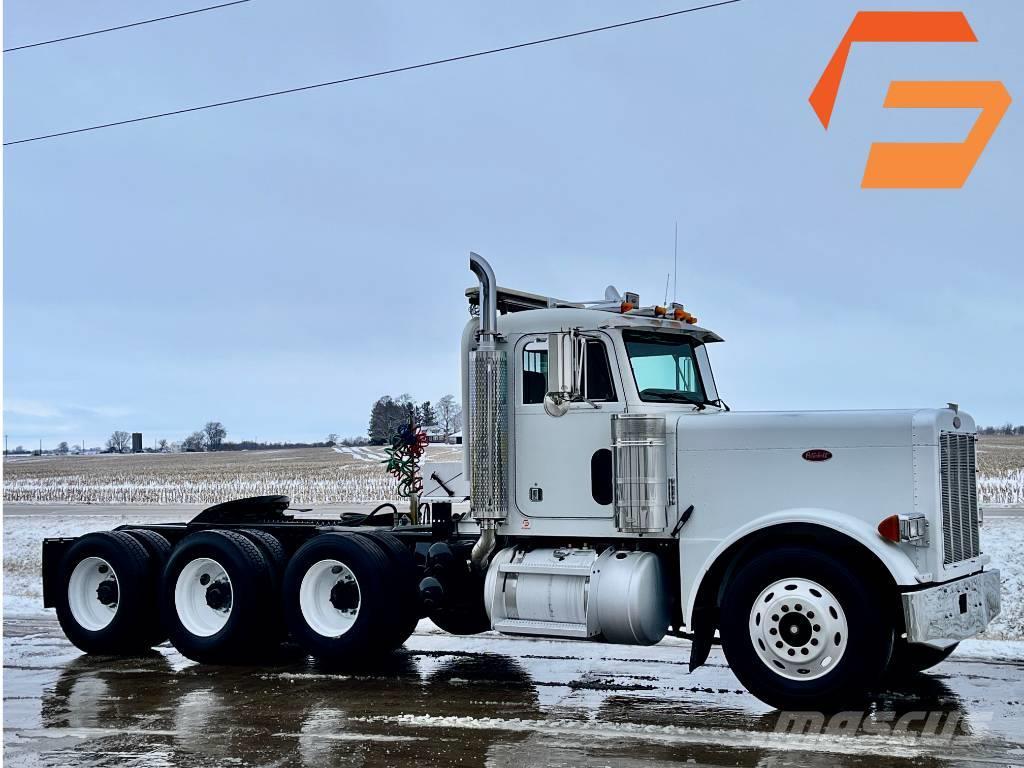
[[3, 399, 62, 418]]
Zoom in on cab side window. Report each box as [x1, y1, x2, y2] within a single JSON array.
[[521, 337, 616, 404], [583, 340, 616, 402], [522, 339, 548, 405]]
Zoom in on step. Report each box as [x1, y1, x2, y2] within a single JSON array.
[[493, 618, 591, 639]]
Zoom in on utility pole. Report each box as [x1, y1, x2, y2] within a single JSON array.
[[4, 434, 8, 455]]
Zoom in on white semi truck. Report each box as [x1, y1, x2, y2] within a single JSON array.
[[42, 253, 1000, 710]]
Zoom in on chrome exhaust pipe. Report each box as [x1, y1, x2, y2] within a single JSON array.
[[467, 252, 507, 567], [470, 527, 497, 570], [469, 252, 498, 343]]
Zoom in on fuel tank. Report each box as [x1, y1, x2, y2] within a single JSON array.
[[484, 546, 669, 645]]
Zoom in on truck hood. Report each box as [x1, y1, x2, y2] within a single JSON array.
[[675, 408, 974, 451]]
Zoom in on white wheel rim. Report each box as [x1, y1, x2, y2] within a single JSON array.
[[175, 557, 233, 637], [299, 559, 361, 638], [68, 557, 119, 631], [748, 577, 848, 681]]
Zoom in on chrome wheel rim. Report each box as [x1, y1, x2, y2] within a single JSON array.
[[175, 557, 233, 637], [299, 559, 361, 638], [749, 577, 848, 681], [68, 557, 119, 631]]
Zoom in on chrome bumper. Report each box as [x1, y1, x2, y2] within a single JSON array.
[[902, 570, 1001, 647]]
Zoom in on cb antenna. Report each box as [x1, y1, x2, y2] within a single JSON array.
[[663, 272, 670, 306], [673, 221, 678, 304]]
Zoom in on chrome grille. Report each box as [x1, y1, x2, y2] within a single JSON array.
[[940, 431, 980, 565]]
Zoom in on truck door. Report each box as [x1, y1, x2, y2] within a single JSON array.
[[513, 332, 625, 518]]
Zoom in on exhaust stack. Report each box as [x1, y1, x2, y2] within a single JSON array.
[[468, 253, 508, 565]]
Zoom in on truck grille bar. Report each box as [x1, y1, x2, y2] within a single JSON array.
[[940, 431, 980, 565]]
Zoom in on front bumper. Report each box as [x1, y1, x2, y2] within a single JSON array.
[[902, 570, 1001, 647]]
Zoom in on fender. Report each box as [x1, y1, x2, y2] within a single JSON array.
[[681, 507, 922, 627]]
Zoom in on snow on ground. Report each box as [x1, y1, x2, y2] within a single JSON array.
[[977, 516, 1023, 640], [332, 446, 389, 461], [3, 512, 185, 616]]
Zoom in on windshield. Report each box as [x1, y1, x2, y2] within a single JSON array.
[[623, 330, 709, 405]]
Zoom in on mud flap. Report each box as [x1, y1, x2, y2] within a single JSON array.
[[41, 538, 75, 608], [688, 609, 715, 672]]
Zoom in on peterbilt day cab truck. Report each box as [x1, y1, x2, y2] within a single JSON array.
[[42, 254, 1000, 710]]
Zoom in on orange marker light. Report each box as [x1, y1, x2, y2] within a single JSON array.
[[654, 305, 667, 317], [673, 308, 686, 321], [620, 302, 634, 313]]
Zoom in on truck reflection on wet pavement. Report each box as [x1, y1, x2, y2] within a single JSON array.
[[4, 616, 1023, 767]]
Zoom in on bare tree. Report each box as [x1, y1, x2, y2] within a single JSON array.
[[157, 438, 169, 452], [203, 422, 227, 451], [56, 441, 70, 454], [437, 394, 462, 440], [182, 432, 206, 452], [106, 431, 131, 453], [326, 433, 339, 446]]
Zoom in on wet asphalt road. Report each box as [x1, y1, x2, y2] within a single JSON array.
[[5, 613, 1024, 768]]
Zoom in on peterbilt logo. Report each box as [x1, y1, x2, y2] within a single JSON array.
[[802, 449, 833, 462]]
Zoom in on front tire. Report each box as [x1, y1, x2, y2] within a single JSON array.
[[719, 547, 893, 710]]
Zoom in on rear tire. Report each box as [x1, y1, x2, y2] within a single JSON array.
[[55, 531, 162, 655], [719, 547, 893, 710], [886, 638, 958, 677], [124, 529, 172, 563], [237, 529, 287, 576], [237, 528, 288, 633], [357, 530, 420, 647], [284, 533, 394, 664], [162, 530, 279, 664], [123, 529, 173, 647]]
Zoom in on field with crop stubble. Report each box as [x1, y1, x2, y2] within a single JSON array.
[[2, 444, 462, 505], [976, 435, 1024, 505]]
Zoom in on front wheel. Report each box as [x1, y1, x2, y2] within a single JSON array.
[[719, 547, 893, 710]]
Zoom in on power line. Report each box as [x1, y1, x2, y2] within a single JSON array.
[[4, 0, 252, 53], [5, 0, 742, 147]]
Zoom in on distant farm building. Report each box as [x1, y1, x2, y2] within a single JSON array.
[[421, 425, 447, 443]]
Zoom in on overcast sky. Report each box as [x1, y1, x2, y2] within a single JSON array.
[[3, 0, 1021, 448]]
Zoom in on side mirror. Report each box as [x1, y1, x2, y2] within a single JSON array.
[[544, 331, 586, 417]]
